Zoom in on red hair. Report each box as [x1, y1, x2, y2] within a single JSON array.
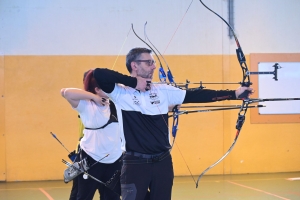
[[83, 69, 100, 94]]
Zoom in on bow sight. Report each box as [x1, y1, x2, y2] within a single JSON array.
[[175, 62, 281, 90], [246, 63, 281, 81]]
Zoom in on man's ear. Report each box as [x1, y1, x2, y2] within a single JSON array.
[[131, 62, 137, 71]]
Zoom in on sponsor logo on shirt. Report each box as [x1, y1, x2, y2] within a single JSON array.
[[150, 100, 160, 104], [132, 95, 140, 105], [149, 92, 160, 104], [149, 92, 158, 100]]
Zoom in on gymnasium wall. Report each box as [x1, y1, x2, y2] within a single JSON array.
[[0, 0, 299, 181]]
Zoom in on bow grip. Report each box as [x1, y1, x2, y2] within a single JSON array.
[[236, 115, 245, 130], [238, 90, 249, 99], [171, 105, 179, 137]]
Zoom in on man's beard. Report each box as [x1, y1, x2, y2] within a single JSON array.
[[137, 71, 153, 79]]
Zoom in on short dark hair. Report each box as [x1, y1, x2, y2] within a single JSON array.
[[126, 47, 152, 73]]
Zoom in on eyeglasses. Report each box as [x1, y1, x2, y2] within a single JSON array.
[[134, 60, 156, 66]]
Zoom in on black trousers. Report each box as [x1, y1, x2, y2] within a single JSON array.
[[121, 152, 174, 200], [69, 176, 102, 200], [75, 150, 122, 200]]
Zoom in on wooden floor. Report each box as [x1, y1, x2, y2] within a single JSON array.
[[0, 172, 299, 200]]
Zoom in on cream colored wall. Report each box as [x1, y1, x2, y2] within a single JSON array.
[[2, 55, 300, 181]]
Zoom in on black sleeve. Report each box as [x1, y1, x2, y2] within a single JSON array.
[[183, 88, 237, 103], [93, 68, 137, 93]]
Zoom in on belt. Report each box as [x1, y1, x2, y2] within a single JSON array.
[[123, 151, 170, 164], [125, 151, 167, 159]]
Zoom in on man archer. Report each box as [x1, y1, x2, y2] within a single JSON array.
[[93, 47, 252, 200]]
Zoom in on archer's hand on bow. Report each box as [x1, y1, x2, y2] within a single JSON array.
[[235, 86, 254, 99], [135, 76, 152, 92]]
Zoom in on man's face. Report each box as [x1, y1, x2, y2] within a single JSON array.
[[133, 53, 156, 79]]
